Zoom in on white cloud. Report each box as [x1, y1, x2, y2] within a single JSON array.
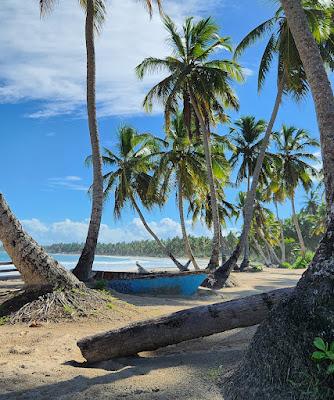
[[0, 0, 222, 119], [20, 216, 213, 245], [47, 176, 89, 191]]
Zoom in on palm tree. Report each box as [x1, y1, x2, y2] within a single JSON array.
[[39, 0, 107, 281], [229, 116, 268, 269], [39, 1, 163, 281], [227, 2, 334, 396], [136, 16, 243, 269], [101, 125, 188, 271], [302, 189, 321, 214], [273, 125, 319, 254], [215, 0, 333, 284], [151, 113, 209, 270], [264, 176, 288, 263]]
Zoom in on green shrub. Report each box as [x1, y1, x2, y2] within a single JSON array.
[[291, 251, 314, 269], [94, 279, 108, 290], [0, 316, 9, 326], [281, 251, 314, 269], [280, 261, 293, 269]]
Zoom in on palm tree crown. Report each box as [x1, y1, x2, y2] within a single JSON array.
[[273, 125, 319, 196], [136, 15, 244, 128], [235, 0, 333, 96], [229, 116, 268, 189]]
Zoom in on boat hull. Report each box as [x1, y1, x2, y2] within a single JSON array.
[[94, 271, 208, 296]]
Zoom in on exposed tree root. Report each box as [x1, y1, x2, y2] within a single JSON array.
[[0, 286, 115, 324]]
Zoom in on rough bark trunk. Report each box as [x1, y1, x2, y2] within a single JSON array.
[[225, 214, 334, 400], [73, 0, 104, 281], [130, 194, 187, 272], [291, 194, 306, 255], [177, 176, 200, 270], [0, 194, 81, 289], [211, 81, 284, 287], [280, 0, 334, 211], [77, 287, 293, 362], [225, 3, 334, 397], [189, 91, 220, 269]]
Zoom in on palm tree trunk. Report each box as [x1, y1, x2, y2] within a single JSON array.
[[0, 194, 81, 289], [73, 0, 104, 282], [211, 79, 284, 287], [188, 91, 220, 269], [275, 201, 285, 263], [177, 175, 200, 270], [280, 0, 334, 211], [240, 238, 250, 271], [290, 194, 306, 255], [130, 193, 188, 272], [226, 4, 334, 396], [252, 237, 270, 266], [240, 175, 251, 271]]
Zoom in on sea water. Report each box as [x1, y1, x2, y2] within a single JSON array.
[[0, 250, 181, 274]]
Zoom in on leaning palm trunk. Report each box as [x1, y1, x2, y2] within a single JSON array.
[[290, 194, 306, 255], [0, 194, 81, 289], [130, 193, 188, 272], [73, 0, 104, 281], [275, 202, 286, 263], [211, 79, 284, 287], [240, 237, 250, 271], [280, 0, 334, 208], [253, 237, 270, 266], [177, 176, 200, 270], [189, 92, 221, 269], [225, 2, 334, 397]]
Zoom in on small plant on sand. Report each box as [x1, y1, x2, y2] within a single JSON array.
[[63, 305, 75, 315], [106, 302, 114, 310], [94, 279, 108, 290], [0, 316, 9, 326], [312, 337, 334, 375]]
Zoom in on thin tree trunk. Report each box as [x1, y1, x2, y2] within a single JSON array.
[[253, 237, 270, 266], [188, 91, 220, 269], [77, 287, 293, 362], [290, 194, 306, 255], [257, 228, 281, 265], [280, 0, 334, 212], [275, 201, 285, 263], [240, 237, 250, 271], [177, 175, 200, 270], [0, 194, 81, 289], [73, 0, 104, 281], [211, 79, 284, 287], [130, 193, 187, 272]]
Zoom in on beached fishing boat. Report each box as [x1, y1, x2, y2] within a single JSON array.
[[94, 270, 208, 296]]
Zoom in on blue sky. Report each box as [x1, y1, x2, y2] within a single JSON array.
[[0, 0, 329, 244]]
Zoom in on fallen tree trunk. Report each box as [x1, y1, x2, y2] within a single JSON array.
[[77, 287, 293, 363]]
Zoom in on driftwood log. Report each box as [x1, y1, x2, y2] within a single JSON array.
[[78, 287, 293, 363]]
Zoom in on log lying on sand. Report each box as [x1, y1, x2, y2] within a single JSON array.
[[78, 287, 293, 363]]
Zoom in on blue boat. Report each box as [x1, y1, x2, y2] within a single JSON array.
[[94, 270, 208, 296]]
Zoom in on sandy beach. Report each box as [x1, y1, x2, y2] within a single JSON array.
[[0, 268, 302, 400]]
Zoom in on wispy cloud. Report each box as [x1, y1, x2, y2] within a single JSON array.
[[0, 0, 223, 119], [47, 176, 88, 191]]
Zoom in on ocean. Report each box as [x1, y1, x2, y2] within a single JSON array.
[[0, 250, 184, 274]]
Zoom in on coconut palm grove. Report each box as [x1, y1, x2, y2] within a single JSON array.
[[0, 0, 333, 399]]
